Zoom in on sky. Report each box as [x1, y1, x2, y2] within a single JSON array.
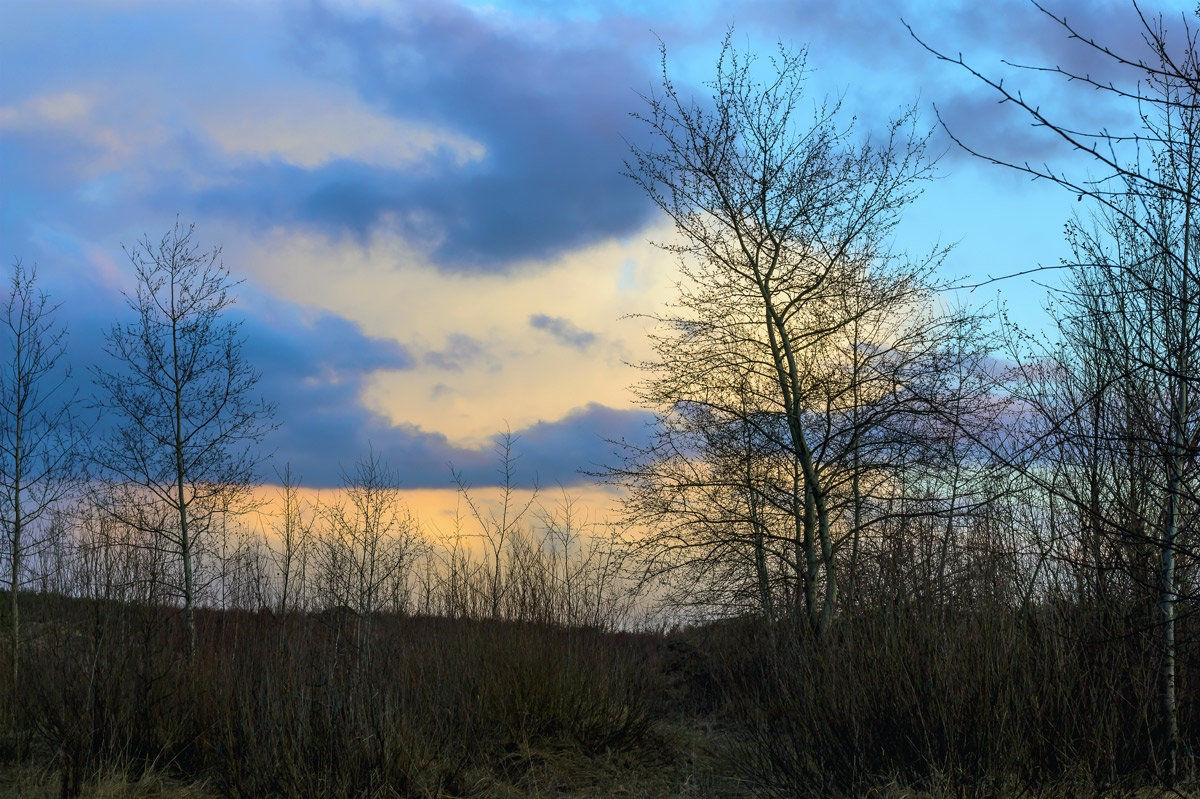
[[2, 0, 1191, 525]]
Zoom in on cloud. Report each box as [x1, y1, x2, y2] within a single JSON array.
[[394, 403, 655, 491], [12, 0, 1126, 276], [528, 313, 597, 351], [200, 88, 486, 171], [422, 333, 497, 372], [6, 0, 1124, 501], [249, 0, 659, 270], [267, 395, 653, 491], [232, 225, 676, 450], [0, 91, 95, 128], [499, 402, 653, 483], [172, 296, 644, 492]]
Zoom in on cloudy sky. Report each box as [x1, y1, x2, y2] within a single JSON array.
[[1, 0, 1186, 519]]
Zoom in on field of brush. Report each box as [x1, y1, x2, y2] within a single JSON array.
[[1, 591, 1196, 798]]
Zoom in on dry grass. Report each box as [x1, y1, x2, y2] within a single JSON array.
[[0, 763, 214, 799], [0, 718, 748, 799]]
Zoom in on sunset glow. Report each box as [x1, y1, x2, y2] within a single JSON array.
[[2, 0, 1156, 501]]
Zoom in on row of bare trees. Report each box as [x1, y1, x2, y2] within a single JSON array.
[[916, 4, 1200, 784], [0, 220, 273, 698], [0, 221, 635, 735], [8, 447, 633, 627]]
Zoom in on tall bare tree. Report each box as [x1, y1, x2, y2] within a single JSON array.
[[92, 221, 275, 658], [911, 3, 1200, 782], [0, 261, 80, 699], [619, 32, 971, 635]]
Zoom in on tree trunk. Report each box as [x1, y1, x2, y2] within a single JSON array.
[[1161, 347, 1188, 786], [174, 319, 196, 660], [9, 515, 18, 713], [9, 405, 22, 737]]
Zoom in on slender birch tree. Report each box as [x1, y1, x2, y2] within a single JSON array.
[[0, 262, 79, 701], [911, 3, 1200, 782], [92, 221, 275, 658]]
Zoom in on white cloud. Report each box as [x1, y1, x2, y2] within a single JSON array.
[[201, 87, 487, 170], [0, 88, 178, 182], [0, 91, 93, 127], [231, 225, 679, 448], [0, 79, 486, 197]]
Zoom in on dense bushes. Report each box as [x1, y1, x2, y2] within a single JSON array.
[[690, 602, 1196, 797], [4, 591, 1200, 797], [6, 600, 660, 798]]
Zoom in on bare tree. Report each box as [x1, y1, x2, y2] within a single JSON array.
[[452, 430, 538, 620], [911, 4, 1200, 782], [314, 449, 423, 660], [268, 463, 313, 618], [0, 261, 80, 701], [619, 32, 972, 635], [92, 221, 275, 658]]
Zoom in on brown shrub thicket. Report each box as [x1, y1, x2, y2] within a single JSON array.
[[5, 598, 663, 798], [4, 584, 1198, 797]]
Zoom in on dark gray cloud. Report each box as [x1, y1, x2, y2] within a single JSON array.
[[12, 0, 1187, 499], [272, 399, 653, 491], [430, 403, 654, 491], [7, 221, 644, 492], [896, 0, 1185, 169], [529, 313, 597, 351], [0, 2, 663, 274], [229, 296, 649, 489], [201, 0, 661, 271]]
